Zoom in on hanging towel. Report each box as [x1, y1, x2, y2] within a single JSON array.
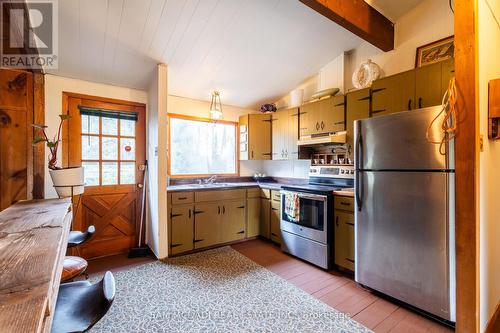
[[284, 192, 300, 221]]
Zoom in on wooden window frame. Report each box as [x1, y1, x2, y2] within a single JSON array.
[[167, 113, 239, 179]]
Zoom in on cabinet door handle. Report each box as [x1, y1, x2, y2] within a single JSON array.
[[194, 210, 204, 215], [346, 258, 355, 263], [408, 99, 412, 110], [251, 150, 254, 159], [237, 230, 245, 234], [346, 222, 355, 226], [237, 205, 245, 209], [271, 207, 279, 211], [271, 232, 277, 236], [340, 202, 351, 206], [335, 216, 339, 227], [334, 121, 344, 125], [316, 122, 320, 130], [223, 206, 225, 214], [193, 239, 204, 243], [371, 109, 386, 114], [177, 197, 187, 200], [171, 243, 182, 248], [321, 121, 324, 130], [188, 209, 191, 219], [418, 97, 422, 109], [218, 206, 220, 214], [170, 213, 183, 218], [371, 87, 386, 93]]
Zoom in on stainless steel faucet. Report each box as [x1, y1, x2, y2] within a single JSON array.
[[204, 175, 217, 184]]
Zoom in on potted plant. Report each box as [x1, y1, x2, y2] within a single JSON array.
[[33, 114, 84, 198]]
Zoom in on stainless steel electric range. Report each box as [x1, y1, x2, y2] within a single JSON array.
[[280, 165, 354, 269]]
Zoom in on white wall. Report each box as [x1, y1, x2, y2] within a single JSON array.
[[346, 0, 454, 90], [478, 0, 500, 330], [43, 74, 148, 198]]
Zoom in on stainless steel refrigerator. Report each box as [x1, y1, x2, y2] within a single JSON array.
[[354, 106, 455, 322]]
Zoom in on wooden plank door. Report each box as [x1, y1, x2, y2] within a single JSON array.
[[0, 70, 33, 211], [64, 93, 146, 259]]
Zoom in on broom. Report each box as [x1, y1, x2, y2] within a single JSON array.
[[128, 161, 151, 258]]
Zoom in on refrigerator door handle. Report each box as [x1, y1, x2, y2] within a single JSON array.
[[355, 121, 363, 211]]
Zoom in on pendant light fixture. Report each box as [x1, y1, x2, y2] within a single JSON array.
[[209, 91, 223, 120]]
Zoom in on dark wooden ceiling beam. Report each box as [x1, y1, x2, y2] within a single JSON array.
[[299, 0, 394, 51]]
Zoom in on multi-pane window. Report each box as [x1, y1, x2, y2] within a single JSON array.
[[80, 110, 137, 186], [169, 115, 237, 176]]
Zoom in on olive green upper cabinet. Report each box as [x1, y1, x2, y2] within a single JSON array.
[[272, 107, 299, 160], [272, 110, 286, 160], [415, 61, 443, 109], [299, 102, 318, 137], [441, 58, 455, 97], [239, 114, 272, 160], [346, 88, 370, 147], [320, 95, 345, 133], [371, 70, 415, 117], [286, 108, 299, 159], [299, 96, 345, 136]]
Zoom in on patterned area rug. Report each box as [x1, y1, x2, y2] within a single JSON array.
[[90, 247, 371, 332]]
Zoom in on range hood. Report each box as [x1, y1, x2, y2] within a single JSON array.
[[297, 131, 346, 146]]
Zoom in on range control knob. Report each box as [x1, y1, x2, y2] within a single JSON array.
[[351, 170, 355, 174], [341, 169, 345, 174]]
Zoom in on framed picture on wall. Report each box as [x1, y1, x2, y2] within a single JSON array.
[[415, 35, 454, 68]]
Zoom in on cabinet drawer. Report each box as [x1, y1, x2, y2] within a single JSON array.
[[195, 189, 246, 202], [271, 190, 281, 202], [247, 188, 261, 198], [260, 189, 271, 199], [334, 196, 354, 211], [170, 192, 194, 205]]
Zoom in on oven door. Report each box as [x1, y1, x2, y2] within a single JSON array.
[[280, 190, 328, 244]]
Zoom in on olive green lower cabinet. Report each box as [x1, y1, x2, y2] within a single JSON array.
[[334, 196, 355, 271], [270, 190, 281, 244], [168, 187, 283, 256]]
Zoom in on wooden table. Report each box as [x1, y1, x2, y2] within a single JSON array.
[[0, 199, 72, 333]]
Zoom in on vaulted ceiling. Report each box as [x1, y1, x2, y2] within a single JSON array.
[[46, 0, 364, 108]]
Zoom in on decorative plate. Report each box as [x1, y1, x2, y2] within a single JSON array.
[[352, 59, 381, 89], [310, 88, 340, 100]]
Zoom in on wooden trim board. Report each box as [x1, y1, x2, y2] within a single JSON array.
[[454, 0, 480, 331]]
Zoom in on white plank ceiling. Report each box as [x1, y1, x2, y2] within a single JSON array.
[[47, 0, 364, 108]]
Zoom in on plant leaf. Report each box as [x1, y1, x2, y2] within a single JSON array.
[[59, 114, 72, 120], [32, 137, 46, 145], [47, 142, 57, 148], [31, 123, 48, 129]]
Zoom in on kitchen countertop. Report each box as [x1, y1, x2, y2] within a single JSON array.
[[167, 181, 354, 196], [167, 181, 284, 192]]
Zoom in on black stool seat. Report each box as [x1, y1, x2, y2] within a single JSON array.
[[51, 271, 115, 333], [68, 225, 95, 248]]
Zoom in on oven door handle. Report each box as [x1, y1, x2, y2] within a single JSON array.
[[281, 191, 328, 202], [296, 193, 328, 201]]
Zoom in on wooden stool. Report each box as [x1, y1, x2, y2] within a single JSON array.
[[61, 256, 88, 283], [52, 271, 115, 333]]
